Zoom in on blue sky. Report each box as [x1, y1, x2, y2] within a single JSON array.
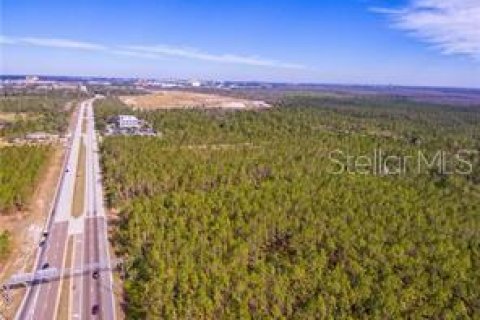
[[1, 0, 479, 87]]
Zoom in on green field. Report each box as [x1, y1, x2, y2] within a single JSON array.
[[96, 96, 480, 319]]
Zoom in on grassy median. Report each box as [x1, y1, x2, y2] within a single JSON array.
[[82, 115, 87, 134], [72, 138, 85, 218]]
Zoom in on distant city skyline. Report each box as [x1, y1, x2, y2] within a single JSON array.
[[1, 0, 479, 88]]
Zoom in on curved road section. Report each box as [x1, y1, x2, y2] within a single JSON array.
[[15, 98, 116, 320]]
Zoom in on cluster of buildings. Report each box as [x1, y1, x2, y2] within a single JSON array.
[[105, 115, 158, 137], [4, 132, 65, 146], [1, 75, 88, 92], [1, 75, 276, 93], [133, 78, 202, 89], [131, 79, 272, 90]]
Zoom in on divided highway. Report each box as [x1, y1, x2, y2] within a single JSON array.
[[76, 99, 116, 320], [15, 98, 116, 320]]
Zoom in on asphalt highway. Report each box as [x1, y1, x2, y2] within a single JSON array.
[[77, 99, 115, 320], [16, 101, 85, 320], [15, 98, 116, 320]]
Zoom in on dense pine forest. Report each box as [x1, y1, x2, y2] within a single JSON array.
[[95, 95, 480, 319], [0, 94, 73, 138], [0, 94, 71, 213], [0, 93, 73, 260], [0, 145, 50, 260], [0, 145, 50, 213]]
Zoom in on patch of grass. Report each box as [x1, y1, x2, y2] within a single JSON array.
[[82, 112, 87, 134], [72, 139, 85, 217]]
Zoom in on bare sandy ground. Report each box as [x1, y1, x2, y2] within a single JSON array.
[[120, 90, 271, 110]]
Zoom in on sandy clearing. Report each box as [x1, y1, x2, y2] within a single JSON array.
[[120, 90, 271, 110]]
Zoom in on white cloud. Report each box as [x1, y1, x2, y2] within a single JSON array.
[[19, 37, 107, 50], [0, 35, 305, 69], [374, 0, 480, 59], [124, 45, 306, 69], [110, 49, 165, 60]]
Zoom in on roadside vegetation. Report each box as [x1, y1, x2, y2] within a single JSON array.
[[72, 139, 86, 217], [96, 95, 480, 319], [0, 145, 49, 262], [0, 96, 72, 139], [0, 145, 50, 213], [0, 92, 77, 260], [0, 93, 75, 211], [0, 231, 10, 261], [0, 88, 86, 139]]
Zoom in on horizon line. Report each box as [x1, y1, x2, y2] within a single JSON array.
[[2, 73, 480, 91]]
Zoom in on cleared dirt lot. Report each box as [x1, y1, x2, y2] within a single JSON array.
[[120, 90, 271, 110]]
